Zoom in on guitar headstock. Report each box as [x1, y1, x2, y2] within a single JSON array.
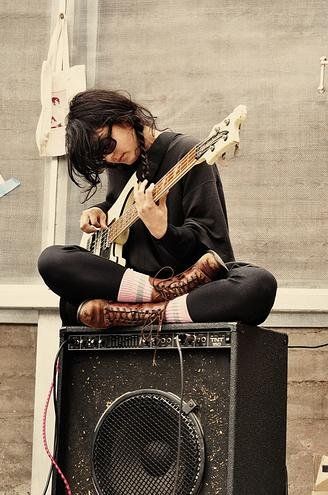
[[195, 105, 247, 166]]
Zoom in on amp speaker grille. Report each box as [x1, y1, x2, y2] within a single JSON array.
[[92, 389, 205, 495]]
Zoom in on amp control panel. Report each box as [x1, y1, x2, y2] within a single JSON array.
[[67, 330, 232, 351]]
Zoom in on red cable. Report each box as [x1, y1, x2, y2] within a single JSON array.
[[42, 359, 72, 495]]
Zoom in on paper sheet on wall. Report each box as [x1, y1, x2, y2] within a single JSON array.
[[0, 174, 20, 198]]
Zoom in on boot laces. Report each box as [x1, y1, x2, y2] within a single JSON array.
[[151, 266, 206, 301]]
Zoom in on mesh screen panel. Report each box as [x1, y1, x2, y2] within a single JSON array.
[[0, 1, 51, 283], [92, 390, 205, 495], [65, 0, 328, 288]]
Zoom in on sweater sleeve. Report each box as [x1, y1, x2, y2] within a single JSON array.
[[154, 223, 199, 257], [152, 162, 235, 264]]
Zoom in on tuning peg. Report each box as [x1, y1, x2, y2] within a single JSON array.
[[234, 143, 240, 156]]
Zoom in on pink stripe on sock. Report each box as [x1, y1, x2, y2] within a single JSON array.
[[165, 294, 193, 323], [117, 269, 153, 302]]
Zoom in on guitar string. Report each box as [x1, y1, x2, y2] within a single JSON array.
[[95, 129, 227, 250], [95, 144, 198, 250], [108, 146, 197, 243], [97, 133, 224, 249], [108, 131, 225, 241]]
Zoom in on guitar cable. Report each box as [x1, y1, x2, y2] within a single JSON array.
[[288, 342, 328, 349], [42, 339, 72, 495], [172, 334, 184, 495]]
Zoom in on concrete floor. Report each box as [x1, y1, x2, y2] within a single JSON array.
[[0, 324, 327, 494]]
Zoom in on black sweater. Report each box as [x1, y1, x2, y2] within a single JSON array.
[[95, 131, 235, 276]]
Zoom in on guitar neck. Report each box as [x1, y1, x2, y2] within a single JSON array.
[[108, 144, 198, 242]]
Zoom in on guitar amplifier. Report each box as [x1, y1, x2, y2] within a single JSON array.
[[52, 322, 288, 495]]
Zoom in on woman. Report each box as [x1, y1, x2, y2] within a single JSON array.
[[38, 89, 277, 328]]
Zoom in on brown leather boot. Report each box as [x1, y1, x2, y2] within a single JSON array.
[[150, 250, 228, 302], [77, 299, 167, 328]]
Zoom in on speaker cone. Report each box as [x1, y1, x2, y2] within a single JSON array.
[[92, 389, 205, 495]]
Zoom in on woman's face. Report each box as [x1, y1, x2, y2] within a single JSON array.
[[96, 124, 140, 165]]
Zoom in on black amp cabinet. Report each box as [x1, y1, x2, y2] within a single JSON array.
[[52, 322, 288, 495]]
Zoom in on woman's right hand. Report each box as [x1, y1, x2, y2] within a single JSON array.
[[80, 207, 108, 233]]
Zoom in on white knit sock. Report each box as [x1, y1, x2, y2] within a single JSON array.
[[165, 294, 193, 323], [117, 268, 153, 302]]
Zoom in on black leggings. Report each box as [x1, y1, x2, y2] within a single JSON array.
[[38, 245, 277, 326]]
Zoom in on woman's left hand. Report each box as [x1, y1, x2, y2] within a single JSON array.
[[134, 180, 168, 239]]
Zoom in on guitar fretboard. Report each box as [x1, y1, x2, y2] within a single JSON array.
[[88, 125, 230, 252], [84, 105, 246, 256], [107, 144, 198, 242]]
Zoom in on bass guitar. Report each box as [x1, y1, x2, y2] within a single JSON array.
[[80, 105, 247, 266]]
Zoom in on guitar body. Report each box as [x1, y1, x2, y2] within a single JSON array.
[[80, 172, 138, 266]]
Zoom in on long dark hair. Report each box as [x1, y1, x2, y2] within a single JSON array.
[[66, 89, 157, 201]]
